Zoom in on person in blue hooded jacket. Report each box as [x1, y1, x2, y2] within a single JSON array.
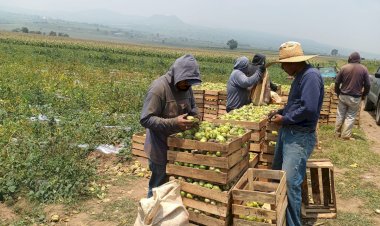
[[140, 54, 202, 198], [226, 56, 265, 112]]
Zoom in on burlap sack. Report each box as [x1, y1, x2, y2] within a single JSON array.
[[134, 180, 189, 226]]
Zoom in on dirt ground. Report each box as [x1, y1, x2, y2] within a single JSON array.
[[1, 107, 380, 226]]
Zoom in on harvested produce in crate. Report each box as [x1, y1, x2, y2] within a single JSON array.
[[175, 121, 247, 143], [219, 104, 280, 122], [193, 82, 226, 91]]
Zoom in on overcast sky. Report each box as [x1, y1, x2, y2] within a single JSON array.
[[1, 0, 379, 54]]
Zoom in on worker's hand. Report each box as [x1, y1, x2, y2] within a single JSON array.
[[177, 114, 195, 131], [271, 114, 284, 124], [268, 110, 278, 121], [258, 65, 266, 74]]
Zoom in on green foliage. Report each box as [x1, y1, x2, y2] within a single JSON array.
[[226, 39, 238, 50]]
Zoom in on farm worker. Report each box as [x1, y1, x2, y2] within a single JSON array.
[[268, 41, 324, 226], [334, 52, 370, 140], [140, 54, 202, 198], [226, 56, 265, 112], [249, 53, 280, 98]]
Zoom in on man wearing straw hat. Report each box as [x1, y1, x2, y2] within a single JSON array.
[[268, 41, 324, 226]]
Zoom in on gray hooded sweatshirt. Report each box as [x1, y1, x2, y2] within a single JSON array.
[[226, 56, 262, 112], [140, 55, 201, 165]]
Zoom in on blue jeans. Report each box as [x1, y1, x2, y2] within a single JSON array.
[[272, 127, 316, 226], [147, 159, 167, 198]]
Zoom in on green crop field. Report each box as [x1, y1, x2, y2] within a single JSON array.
[[1, 32, 379, 225]]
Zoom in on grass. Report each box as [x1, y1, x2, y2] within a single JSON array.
[[311, 125, 380, 225], [93, 197, 137, 225]]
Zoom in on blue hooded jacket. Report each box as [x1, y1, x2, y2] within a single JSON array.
[[226, 56, 262, 112]]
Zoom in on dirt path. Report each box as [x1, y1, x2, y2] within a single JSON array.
[[359, 107, 380, 154]]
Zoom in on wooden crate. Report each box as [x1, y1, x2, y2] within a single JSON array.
[[266, 131, 278, 142], [213, 118, 267, 131], [204, 90, 219, 105], [167, 131, 251, 184], [232, 169, 287, 226], [179, 180, 232, 226], [249, 153, 259, 168], [250, 128, 266, 142], [249, 140, 263, 154], [131, 132, 147, 158], [301, 159, 337, 219]]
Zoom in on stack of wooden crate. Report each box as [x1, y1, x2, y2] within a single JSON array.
[[232, 168, 288, 226], [262, 122, 281, 169], [166, 128, 251, 226], [131, 132, 147, 159], [193, 89, 205, 120], [203, 90, 220, 121], [319, 88, 331, 125], [218, 91, 228, 116]]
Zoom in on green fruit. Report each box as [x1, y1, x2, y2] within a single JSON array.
[[200, 137, 207, 142], [176, 132, 183, 138], [186, 116, 194, 120], [186, 193, 193, 199], [212, 185, 222, 191], [205, 183, 213, 189], [204, 198, 211, 203], [199, 181, 205, 186], [214, 168, 221, 173], [199, 165, 206, 170], [186, 178, 193, 183], [180, 191, 186, 197]]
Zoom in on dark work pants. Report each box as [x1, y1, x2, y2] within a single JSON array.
[[147, 159, 167, 198]]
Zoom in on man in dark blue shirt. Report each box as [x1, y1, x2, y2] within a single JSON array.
[[269, 41, 324, 226]]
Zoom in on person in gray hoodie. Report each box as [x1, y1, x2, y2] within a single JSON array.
[[140, 54, 202, 198], [226, 56, 265, 112]]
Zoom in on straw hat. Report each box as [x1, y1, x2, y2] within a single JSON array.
[[276, 41, 317, 63]]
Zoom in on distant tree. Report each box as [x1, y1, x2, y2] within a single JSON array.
[[49, 31, 57, 36], [227, 39, 238, 50], [331, 49, 338, 56], [21, 27, 29, 33]]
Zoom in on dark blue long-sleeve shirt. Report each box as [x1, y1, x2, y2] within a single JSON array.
[[279, 65, 324, 130]]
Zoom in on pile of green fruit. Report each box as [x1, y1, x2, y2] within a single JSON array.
[[175, 176, 235, 192], [219, 104, 280, 122], [175, 121, 247, 143], [239, 201, 270, 223], [174, 161, 222, 173], [193, 82, 226, 91]]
